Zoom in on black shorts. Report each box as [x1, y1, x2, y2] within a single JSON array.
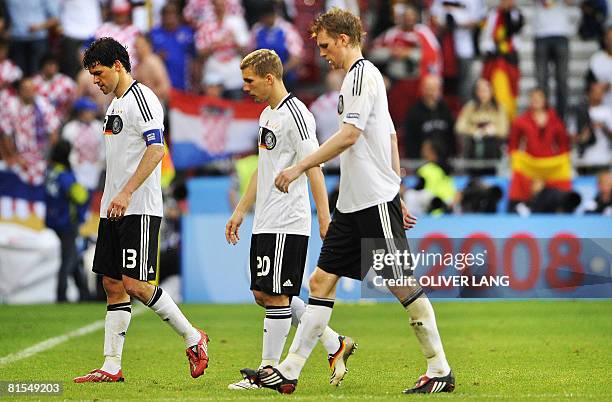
[[93, 215, 161, 281], [317, 194, 411, 281], [250, 233, 308, 296]]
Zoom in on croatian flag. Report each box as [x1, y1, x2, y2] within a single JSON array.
[[169, 90, 265, 169]]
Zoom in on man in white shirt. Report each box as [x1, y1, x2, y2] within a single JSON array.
[[242, 8, 454, 395], [533, 0, 576, 119], [431, 0, 485, 103], [225, 49, 354, 390], [73, 37, 209, 384]]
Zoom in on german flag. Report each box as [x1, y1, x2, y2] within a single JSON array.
[[481, 8, 523, 120]]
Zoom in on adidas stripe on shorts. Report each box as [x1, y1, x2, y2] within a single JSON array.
[[249, 233, 308, 296], [93, 215, 161, 281]]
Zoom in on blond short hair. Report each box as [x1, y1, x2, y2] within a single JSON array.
[[310, 7, 364, 47], [240, 49, 283, 79]]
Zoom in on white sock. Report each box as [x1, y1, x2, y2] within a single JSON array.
[[261, 306, 292, 367], [278, 297, 334, 379], [404, 296, 451, 378], [101, 302, 131, 374], [147, 287, 200, 348], [290, 297, 341, 355]]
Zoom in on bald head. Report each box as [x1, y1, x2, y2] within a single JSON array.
[[422, 75, 442, 105]]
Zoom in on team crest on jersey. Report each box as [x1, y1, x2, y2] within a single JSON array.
[[104, 115, 123, 135], [337, 94, 344, 115], [259, 127, 277, 150]]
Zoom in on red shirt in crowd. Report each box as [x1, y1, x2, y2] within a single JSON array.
[[508, 108, 570, 157]]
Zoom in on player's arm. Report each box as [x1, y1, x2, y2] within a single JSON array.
[[226, 168, 258, 245], [108, 143, 165, 219], [274, 123, 361, 193], [306, 166, 331, 239]]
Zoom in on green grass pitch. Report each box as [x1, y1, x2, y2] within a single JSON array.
[[0, 300, 611, 401]]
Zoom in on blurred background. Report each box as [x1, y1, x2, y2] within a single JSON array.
[[0, 0, 611, 304]]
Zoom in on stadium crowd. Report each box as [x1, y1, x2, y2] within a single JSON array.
[[0, 0, 611, 301]]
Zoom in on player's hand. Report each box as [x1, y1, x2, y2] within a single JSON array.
[[318, 215, 331, 240], [274, 164, 303, 193], [401, 199, 418, 230], [225, 210, 244, 245], [107, 191, 131, 220]]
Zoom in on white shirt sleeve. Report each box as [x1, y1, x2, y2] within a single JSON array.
[[342, 68, 375, 131], [289, 110, 320, 162], [135, 88, 165, 147]]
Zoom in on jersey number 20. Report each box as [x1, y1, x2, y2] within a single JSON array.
[[257, 256, 270, 277]]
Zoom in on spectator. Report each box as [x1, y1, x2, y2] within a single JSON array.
[[533, 0, 575, 119], [58, 0, 103, 79], [585, 170, 612, 214], [0, 77, 60, 184], [5, 0, 60, 76], [404, 138, 456, 215], [430, 0, 485, 103], [455, 78, 508, 171], [370, 3, 441, 125], [250, 0, 303, 88], [573, 81, 612, 173], [32, 54, 77, 122], [0, 2, 7, 37], [150, 3, 196, 91], [326, 0, 360, 16], [404, 74, 456, 161], [94, 0, 140, 69], [578, 0, 607, 42], [527, 178, 581, 214], [44, 139, 90, 302], [587, 26, 612, 109], [183, 0, 244, 28], [131, 0, 167, 33], [459, 177, 503, 213], [133, 34, 171, 103], [0, 38, 22, 91], [309, 69, 344, 167], [228, 152, 258, 211], [195, 0, 249, 99], [508, 88, 571, 211], [480, 0, 524, 120], [61, 97, 105, 194]]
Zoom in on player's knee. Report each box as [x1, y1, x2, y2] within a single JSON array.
[[252, 290, 265, 307], [122, 277, 150, 300], [308, 270, 326, 292], [260, 293, 289, 307], [102, 276, 125, 298]]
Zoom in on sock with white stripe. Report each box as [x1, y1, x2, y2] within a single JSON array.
[[101, 302, 131, 375], [278, 297, 335, 380], [147, 286, 201, 348], [403, 295, 451, 378], [261, 305, 292, 367], [290, 296, 341, 354]]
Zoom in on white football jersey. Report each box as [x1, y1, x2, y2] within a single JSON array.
[[100, 80, 164, 218], [336, 58, 401, 213], [253, 93, 319, 236]]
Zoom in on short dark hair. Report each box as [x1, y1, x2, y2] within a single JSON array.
[[40, 53, 59, 68], [50, 139, 72, 169], [83, 37, 131, 72]]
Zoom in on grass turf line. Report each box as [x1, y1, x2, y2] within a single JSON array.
[[0, 301, 610, 401]]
